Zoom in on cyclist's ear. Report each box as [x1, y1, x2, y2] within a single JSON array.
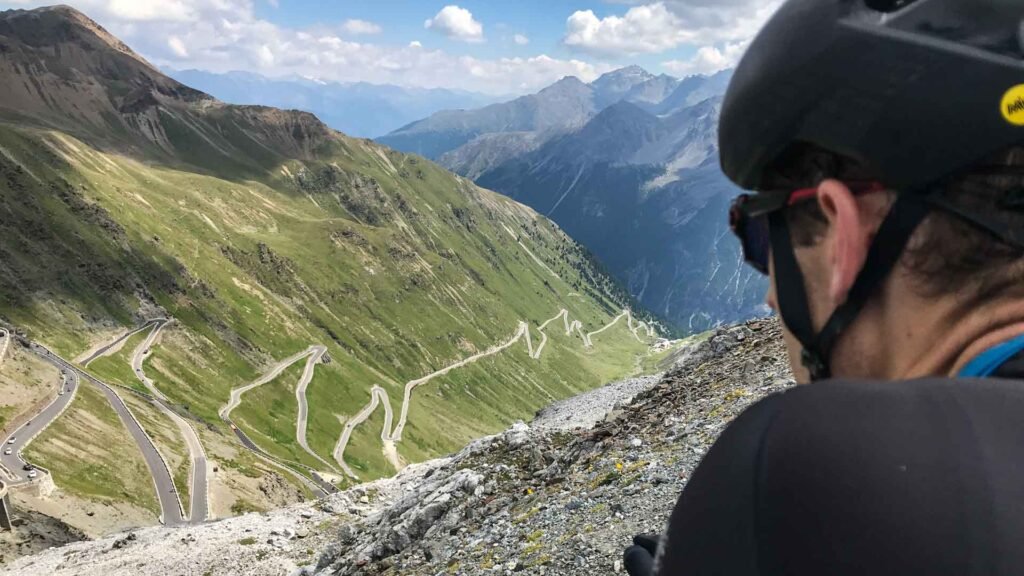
[[817, 179, 871, 305]]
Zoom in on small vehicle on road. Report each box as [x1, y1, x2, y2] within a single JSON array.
[[59, 389, 65, 396], [6, 438, 14, 444], [27, 470, 37, 479], [22, 464, 32, 471], [3, 448, 11, 455]]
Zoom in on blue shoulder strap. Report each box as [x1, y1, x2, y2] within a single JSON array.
[[958, 334, 1024, 378]]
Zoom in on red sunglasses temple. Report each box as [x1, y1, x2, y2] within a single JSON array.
[[787, 182, 886, 206]]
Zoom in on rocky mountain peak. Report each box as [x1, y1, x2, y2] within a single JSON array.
[[591, 66, 659, 108], [0, 5, 213, 128], [538, 75, 591, 96], [1, 5, 161, 75], [0, 5, 345, 170], [592, 65, 655, 86]]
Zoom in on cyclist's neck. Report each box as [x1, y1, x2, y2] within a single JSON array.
[[901, 298, 1024, 379]]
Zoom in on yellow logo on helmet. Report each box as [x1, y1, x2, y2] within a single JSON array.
[[1003, 85, 1024, 126]]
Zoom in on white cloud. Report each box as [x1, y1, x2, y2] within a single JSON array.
[[409, 40, 423, 48], [0, 0, 611, 95], [424, 5, 484, 43], [341, 19, 381, 36], [564, 0, 781, 57], [513, 34, 529, 46], [662, 41, 747, 76], [257, 44, 275, 67], [565, 4, 685, 56], [106, 0, 194, 22], [167, 35, 189, 58]]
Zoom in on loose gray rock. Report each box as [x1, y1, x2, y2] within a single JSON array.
[[315, 319, 791, 576]]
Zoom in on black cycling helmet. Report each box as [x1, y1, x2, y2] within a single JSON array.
[[720, 0, 1024, 380], [722, 0, 1024, 191]]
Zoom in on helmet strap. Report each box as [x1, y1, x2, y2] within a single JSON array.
[[768, 189, 936, 381]]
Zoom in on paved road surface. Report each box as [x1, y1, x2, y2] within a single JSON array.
[[80, 319, 164, 367], [129, 320, 209, 524], [293, 346, 334, 471], [334, 322, 529, 478], [333, 308, 655, 478], [220, 347, 321, 421], [0, 366, 77, 484], [29, 344, 186, 526], [228, 425, 331, 497], [220, 345, 339, 495]]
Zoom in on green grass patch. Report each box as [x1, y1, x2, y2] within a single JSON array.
[[25, 382, 159, 516], [232, 361, 329, 472], [231, 499, 261, 515], [0, 121, 658, 505], [85, 328, 151, 393]]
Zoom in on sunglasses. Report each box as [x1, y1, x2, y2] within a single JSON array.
[[729, 181, 887, 275]]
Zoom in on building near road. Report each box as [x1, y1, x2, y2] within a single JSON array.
[[0, 481, 12, 530]]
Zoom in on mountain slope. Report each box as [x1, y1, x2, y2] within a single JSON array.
[[166, 69, 502, 139], [377, 76, 598, 159], [380, 67, 761, 331], [472, 90, 766, 330], [646, 69, 733, 116], [378, 67, 666, 162], [624, 73, 682, 106], [0, 4, 657, 530], [590, 65, 657, 108]]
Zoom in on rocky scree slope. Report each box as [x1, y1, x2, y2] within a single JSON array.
[[0, 318, 790, 576], [313, 318, 790, 575]]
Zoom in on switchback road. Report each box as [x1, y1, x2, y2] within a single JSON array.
[[0, 365, 77, 485], [332, 308, 655, 479], [220, 346, 338, 496], [80, 319, 164, 367], [129, 320, 210, 523], [293, 346, 336, 472], [31, 343, 186, 526]]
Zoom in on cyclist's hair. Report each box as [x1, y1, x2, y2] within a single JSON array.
[[763, 143, 1024, 301]]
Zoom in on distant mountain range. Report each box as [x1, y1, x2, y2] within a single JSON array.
[[166, 69, 504, 138], [379, 66, 767, 332]]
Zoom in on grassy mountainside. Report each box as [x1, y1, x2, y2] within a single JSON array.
[[0, 3, 656, 514]]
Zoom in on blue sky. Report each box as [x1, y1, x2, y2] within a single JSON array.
[[253, 0, 608, 60], [0, 0, 781, 95]]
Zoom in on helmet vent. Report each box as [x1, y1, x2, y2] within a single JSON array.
[[865, 0, 922, 12]]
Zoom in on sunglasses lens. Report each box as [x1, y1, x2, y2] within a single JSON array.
[[743, 214, 771, 274]]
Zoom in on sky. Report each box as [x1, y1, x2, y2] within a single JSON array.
[[0, 0, 782, 96]]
